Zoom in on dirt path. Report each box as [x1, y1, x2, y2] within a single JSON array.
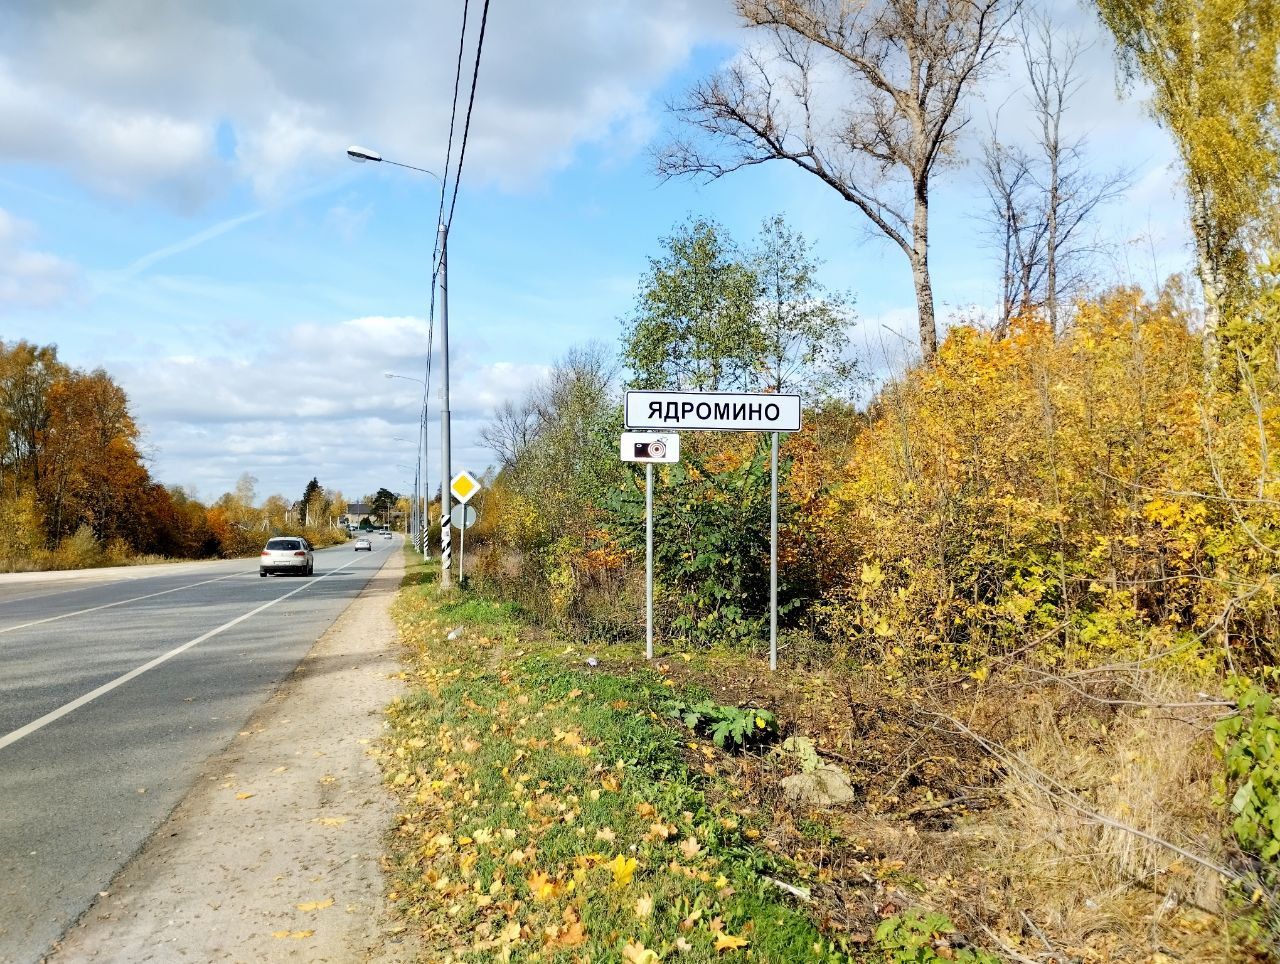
[[48, 550, 415, 963]]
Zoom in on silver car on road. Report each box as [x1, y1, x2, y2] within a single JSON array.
[[259, 537, 314, 577]]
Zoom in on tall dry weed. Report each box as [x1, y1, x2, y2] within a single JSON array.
[[971, 673, 1230, 959]]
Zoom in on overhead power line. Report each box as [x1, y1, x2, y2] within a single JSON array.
[[444, 0, 492, 236]]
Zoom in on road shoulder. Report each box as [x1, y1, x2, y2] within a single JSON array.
[[49, 549, 414, 963]]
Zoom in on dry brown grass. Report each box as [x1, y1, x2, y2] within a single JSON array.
[[657, 652, 1242, 961], [959, 672, 1232, 961]]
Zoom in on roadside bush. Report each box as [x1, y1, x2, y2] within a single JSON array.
[[0, 492, 47, 570], [812, 288, 1278, 674], [607, 440, 777, 650], [1216, 673, 1280, 874], [51, 525, 104, 569]]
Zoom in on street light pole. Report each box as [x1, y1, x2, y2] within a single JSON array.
[[389, 381, 430, 560], [352, 145, 448, 573], [438, 223, 453, 589], [396, 462, 419, 544]]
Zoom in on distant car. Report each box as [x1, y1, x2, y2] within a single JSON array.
[[259, 537, 313, 577], [382, 531, 393, 539], [353, 537, 372, 551]]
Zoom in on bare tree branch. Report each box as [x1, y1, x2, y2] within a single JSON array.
[[657, 0, 1020, 361]]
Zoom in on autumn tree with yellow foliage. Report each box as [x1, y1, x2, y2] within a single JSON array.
[[1095, 0, 1280, 362]]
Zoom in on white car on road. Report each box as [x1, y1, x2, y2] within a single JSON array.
[[259, 537, 314, 577]]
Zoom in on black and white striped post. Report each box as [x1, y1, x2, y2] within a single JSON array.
[[440, 514, 451, 575]]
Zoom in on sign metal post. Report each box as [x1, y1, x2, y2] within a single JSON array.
[[449, 503, 478, 586], [770, 431, 779, 671], [449, 472, 481, 588], [645, 461, 654, 661], [620, 433, 679, 660]]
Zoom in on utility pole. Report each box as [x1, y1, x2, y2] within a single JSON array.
[[438, 222, 453, 589]]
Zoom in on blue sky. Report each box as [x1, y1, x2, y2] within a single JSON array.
[[0, 0, 1190, 507]]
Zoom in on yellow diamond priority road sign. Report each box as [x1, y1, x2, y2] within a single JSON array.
[[450, 470, 481, 504]]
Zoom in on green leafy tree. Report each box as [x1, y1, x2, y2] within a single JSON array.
[[608, 444, 777, 649], [622, 217, 762, 391], [1094, 0, 1280, 362], [753, 215, 858, 398], [623, 216, 859, 398], [482, 343, 623, 545], [370, 487, 398, 524]]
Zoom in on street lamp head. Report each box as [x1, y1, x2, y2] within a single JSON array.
[[384, 371, 395, 379], [347, 145, 382, 163]]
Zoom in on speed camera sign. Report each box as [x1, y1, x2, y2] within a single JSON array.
[[620, 432, 680, 464]]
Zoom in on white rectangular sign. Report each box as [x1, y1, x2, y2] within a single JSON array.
[[620, 432, 681, 463], [625, 391, 801, 433]]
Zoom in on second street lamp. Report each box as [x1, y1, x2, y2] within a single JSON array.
[[395, 461, 419, 547], [388, 376, 427, 558], [355, 145, 454, 588]]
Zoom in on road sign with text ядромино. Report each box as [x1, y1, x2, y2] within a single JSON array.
[[450, 470, 481, 504], [623, 389, 801, 673], [625, 390, 800, 433], [620, 432, 680, 463]]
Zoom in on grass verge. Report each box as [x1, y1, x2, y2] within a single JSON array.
[[381, 555, 852, 962]]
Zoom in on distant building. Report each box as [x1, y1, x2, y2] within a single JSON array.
[[341, 502, 373, 528]]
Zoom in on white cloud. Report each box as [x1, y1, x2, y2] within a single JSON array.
[[0, 1, 740, 206], [0, 207, 79, 307], [112, 313, 549, 499]]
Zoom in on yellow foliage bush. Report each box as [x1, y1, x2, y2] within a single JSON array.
[[0, 492, 47, 566], [810, 288, 1279, 674]]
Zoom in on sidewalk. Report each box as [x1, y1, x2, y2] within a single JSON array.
[[48, 550, 415, 963]]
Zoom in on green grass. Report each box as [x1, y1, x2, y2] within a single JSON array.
[[382, 579, 855, 962]]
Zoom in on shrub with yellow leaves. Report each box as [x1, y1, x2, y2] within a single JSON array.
[[811, 287, 1278, 674]]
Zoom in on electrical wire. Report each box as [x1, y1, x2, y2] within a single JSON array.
[[444, 0, 492, 236], [418, 0, 491, 540], [416, 0, 473, 542]]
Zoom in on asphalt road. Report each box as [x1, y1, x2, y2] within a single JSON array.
[[0, 537, 400, 964]]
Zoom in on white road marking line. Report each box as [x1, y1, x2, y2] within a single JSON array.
[[0, 557, 362, 752], [0, 562, 251, 606], [0, 570, 253, 637]]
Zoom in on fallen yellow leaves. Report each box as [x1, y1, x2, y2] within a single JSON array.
[[296, 898, 334, 912], [542, 905, 587, 949], [622, 939, 660, 963], [234, 792, 255, 800], [714, 931, 751, 952], [526, 869, 573, 902], [644, 821, 675, 842], [272, 929, 315, 939], [312, 816, 347, 827], [635, 893, 654, 918], [607, 854, 639, 887]]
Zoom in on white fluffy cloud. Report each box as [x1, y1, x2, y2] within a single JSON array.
[[114, 314, 549, 500], [0, 207, 79, 307], [0, 1, 740, 205]]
